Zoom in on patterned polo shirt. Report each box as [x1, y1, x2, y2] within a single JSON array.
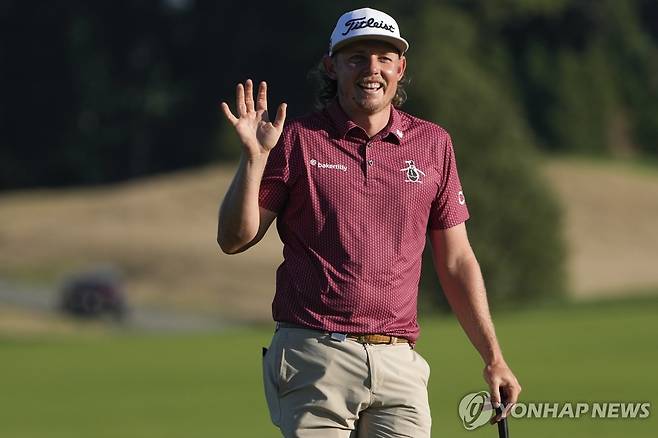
[[258, 99, 469, 342]]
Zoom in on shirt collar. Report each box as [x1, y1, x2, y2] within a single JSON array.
[[325, 99, 403, 144]]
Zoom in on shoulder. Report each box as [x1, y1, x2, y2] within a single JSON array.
[[395, 108, 453, 153], [282, 109, 331, 136], [396, 108, 452, 142], [274, 110, 331, 159]]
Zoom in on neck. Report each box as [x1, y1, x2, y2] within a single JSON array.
[[338, 98, 391, 138]]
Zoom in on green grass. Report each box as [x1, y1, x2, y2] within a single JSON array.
[[1, 298, 657, 437]]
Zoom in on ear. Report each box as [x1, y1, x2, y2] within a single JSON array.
[[323, 54, 337, 80], [397, 55, 407, 80]]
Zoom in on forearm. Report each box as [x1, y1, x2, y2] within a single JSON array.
[[437, 254, 504, 365], [217, 151, 269, 253], [217, 79, 287, 254]]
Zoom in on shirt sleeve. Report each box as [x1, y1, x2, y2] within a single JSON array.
[[428, 134, 470, 229], [258, 125, 292, 213]]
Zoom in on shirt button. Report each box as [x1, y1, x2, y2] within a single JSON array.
[[366, 143, 373, 148], [368, 159, 374, 166]]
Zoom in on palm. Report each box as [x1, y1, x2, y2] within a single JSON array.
[[233, 110, 280, 152], [221, 79, 287, 156]]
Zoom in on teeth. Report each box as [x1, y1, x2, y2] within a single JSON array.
[[359, 82, 382, 90]]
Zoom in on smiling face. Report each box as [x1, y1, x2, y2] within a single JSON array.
[[324, 40, 406, 118]]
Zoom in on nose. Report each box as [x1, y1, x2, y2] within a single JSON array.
[[365, 55, 381, 76]]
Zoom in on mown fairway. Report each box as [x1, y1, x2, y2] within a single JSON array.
[[2, 298, 656, 437]]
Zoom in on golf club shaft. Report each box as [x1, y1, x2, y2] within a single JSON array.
[[497, 415, 509, 438]]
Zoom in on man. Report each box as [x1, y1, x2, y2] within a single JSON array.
[[218, 7, 521, 437]]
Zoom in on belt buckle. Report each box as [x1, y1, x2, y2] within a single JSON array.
[[330, 332, 348, 342]]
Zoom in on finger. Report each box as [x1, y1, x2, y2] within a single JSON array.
[[503, 384, 521, 418], [245, 79, 255, 112], [273, 102, 287, 128], [256, 81, 267, 112], [236, 83, 247, 117], [487, 383, 502, 424], [220, 102, 238, 125], [490, 383, 501, 409]]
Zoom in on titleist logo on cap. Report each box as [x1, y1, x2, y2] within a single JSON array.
[[329, 8, 409, 55], [342, 16, 396, 36]]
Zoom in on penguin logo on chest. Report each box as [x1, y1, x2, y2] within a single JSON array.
[[400, 160, 426, 183]]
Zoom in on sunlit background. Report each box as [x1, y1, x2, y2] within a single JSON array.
[[1, 1, 657, 436]]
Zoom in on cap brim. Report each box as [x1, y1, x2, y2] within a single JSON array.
[[330, 34, 409, 56]]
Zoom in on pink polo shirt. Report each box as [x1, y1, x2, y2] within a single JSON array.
[[259, 100, 469, 342]]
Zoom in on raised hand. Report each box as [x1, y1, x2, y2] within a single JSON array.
[[221, 79, 287, 159]]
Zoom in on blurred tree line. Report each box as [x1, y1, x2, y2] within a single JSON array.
[[1, 0, 656, 307], [1, 0, 656, 189]]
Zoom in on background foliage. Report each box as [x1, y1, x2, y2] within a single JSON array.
[[2, 0, 656, 188]]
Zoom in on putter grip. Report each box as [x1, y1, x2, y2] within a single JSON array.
[[496, 389, 510, 438]]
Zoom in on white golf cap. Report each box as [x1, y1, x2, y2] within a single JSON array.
[[329, 8, 409, 56]]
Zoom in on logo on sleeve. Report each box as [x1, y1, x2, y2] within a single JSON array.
[[400, 160, 425, 183], [458, 190, 466, 205]]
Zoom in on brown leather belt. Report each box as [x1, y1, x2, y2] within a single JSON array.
[[347, 334, 408, 344], [276, 322, 409, 345]]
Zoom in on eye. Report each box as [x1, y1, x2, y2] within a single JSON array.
[[379, 56, 393, 63], [348, 55, 366, 63]]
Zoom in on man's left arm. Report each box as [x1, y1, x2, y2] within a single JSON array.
[[429, 223, 522, 419]]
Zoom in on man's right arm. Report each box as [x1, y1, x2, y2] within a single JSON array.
[[216, 79, 286, 254], [217, 153, 277, 254]]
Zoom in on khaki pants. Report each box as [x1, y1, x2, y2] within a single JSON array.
[[262, 326, 431, 437]]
